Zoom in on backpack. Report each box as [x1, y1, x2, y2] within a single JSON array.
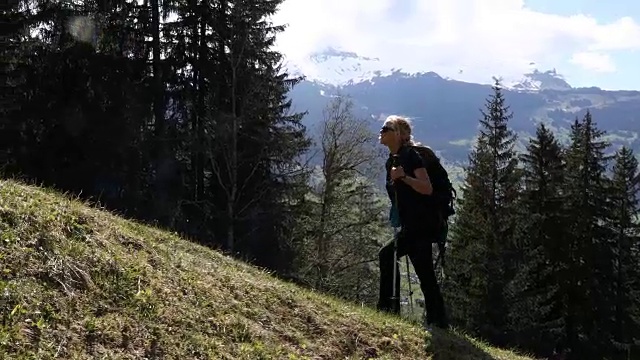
[[410, 144, 457, 268], [411, 145, 456, 217]]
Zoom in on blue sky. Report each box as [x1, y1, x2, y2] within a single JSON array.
[[525, 0, 640, 90], [272, 0, 640, 90], [525, 0, 639, 22]]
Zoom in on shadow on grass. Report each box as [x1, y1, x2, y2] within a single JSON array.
[[425, 327, 499, 360]]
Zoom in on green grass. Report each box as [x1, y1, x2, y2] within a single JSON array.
[[0, 179, 536, 359]]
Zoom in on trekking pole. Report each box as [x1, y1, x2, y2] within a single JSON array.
[[390, 155, 400, 314], [406, 256, 414, 314], [391, 224, 399, 314], [390, 155, 413, 316]]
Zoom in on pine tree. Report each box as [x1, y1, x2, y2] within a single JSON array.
[[0, 0, 23, 174], [609, 146, 640, 356], [0, 0, 311, 275], [562, 111, 614, 358], [444, 79, 521, 345], [505, 123, 566, 355], [203, 0, 311, 262]]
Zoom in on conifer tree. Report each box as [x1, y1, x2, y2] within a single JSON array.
[[505, 123, 566, 355], [0, 0, 311, 274], [562, 111, 614, 358], [609, 146, 640, 356], [444, 79, 521, 345], [0, 0, 23, 174]]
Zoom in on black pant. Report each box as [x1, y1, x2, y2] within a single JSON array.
[[377, 226, 448, 328]]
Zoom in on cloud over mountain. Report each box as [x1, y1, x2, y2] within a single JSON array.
[[271, 0, 640, 87]]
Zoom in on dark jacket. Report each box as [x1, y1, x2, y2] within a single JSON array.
[[385, 144, 438, 233]]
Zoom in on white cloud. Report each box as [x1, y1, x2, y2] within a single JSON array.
[[570, 52, 616, 73], [269, 0, 640, 84]]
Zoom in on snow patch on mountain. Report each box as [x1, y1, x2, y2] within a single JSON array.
[[285, 46, 400, 86], [503, 69, 572, 92]]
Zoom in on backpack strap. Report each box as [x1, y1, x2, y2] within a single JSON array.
[[411, 144, 439, 167]]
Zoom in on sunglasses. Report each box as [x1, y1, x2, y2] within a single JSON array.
[[380, 126, 395, 133]]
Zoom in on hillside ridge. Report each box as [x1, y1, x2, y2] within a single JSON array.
[[0, 179, 534, 359]]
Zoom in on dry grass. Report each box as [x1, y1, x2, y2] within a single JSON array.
[[0, 179, 536, 359]]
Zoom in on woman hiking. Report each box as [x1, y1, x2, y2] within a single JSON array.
[[376, 115, 449, 330]]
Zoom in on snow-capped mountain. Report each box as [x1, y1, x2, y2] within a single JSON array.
[[285, 46, 640, 179], [286, 46, 573, 93], [504, 69, 572, 92], [286, 47, 399, 86]]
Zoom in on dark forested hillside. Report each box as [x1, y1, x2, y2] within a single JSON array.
[[0, 0, 311, 273], [0, 0, 391, 317], [286, 71, 640, 172]]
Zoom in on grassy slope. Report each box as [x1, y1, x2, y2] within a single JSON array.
[[0, 180, 535, 360]]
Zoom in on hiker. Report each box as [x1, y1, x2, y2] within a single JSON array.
[[376, 115, 449, 330]]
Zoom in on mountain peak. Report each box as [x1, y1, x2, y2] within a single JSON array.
[[288, 47, 396, 86], [505, 68, 572, 92]]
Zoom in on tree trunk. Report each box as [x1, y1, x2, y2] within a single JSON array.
[[316, 171, 334, 290], [226, 2, 238, 252], [151, 0, 167, 222], [196, 4, 206, 201]]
